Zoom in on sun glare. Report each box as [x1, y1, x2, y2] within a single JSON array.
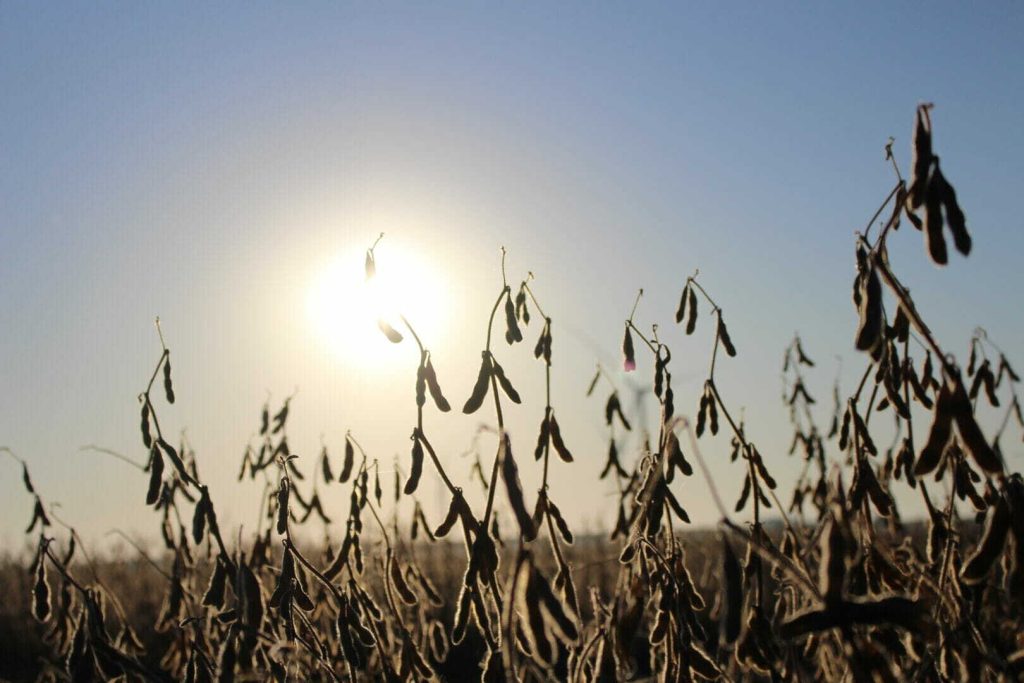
[[306, 243, 449, 365]]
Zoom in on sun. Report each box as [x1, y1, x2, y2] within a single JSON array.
[[306, 241, 449, 365]]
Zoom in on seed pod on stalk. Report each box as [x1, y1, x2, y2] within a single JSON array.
[[622, 325, 636, 372], [500, 433, 535, 539], [405, 432, 424, 495], [463, 353, 492, 414]]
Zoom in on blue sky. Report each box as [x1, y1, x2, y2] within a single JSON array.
[[2, 3, 1023, 550]]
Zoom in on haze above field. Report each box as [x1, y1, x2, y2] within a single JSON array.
[[2, 3, 1023, 550]]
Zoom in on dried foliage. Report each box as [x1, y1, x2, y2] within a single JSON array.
[[5, 105, 1024, 682]]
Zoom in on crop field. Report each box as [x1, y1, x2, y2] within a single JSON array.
[[3, 106, 1024, 682]]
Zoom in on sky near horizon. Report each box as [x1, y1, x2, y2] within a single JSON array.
[[2, 3, 1023, 552]]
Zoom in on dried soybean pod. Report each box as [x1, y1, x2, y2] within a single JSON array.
[[491, 358, 522, 404], [323, 535, 348, 580], [924, 181, 949, 266], [696, 392, 709, 437], [864, 466, 895, 517], [935, 165, 971, 256], [463, 353, 492, 414], [961, 496, 1011, 584], [653, 350, 665, 398], [429, 621, 449, 661], [269, 551, 294, 608], [950, 375, 1002, 473], [415, 363, 427, 408], [622, 325, 636, 372], [916, 380, 954, 476], [423, 356, 451, 412], [531, 565, 578, 642], [920, 355, 937, 394], [735, 473, 752, 513], [163, 352, 175, 404], [158, 438, 194, 485], [27, 498, 48, 533], [534, 411, 550, 461], [852, 409, 877, 456], [675, 282, 691, 323], [1000, 356, 1021, 383], [556, 564, 580, 617], [192, 491, 208, 544], [146, 448, 164, 506], [609, 393, 632, 431], [352, 534, 364, 574], [410, 506, 420, 541], [378, 319, 403, 343], [891, 304, 910, 343], [32, 559, 50, 622], [600, 440, 616, 478], [546, 498, 574, 544], [415, 505, 436, 542], [320, 446, 333, 483], [451, 583, 473, 645], [500, 433, 535, 539], [520, 576, 555, 665], [752, 449, 776, 489], [292, 569, 315, 610], [540, 321, 552, 365], [685, 287, 698, 335], [855, 266, 883, 352], [664, 488, 691, 523], [339, 437, 354, 483], [674, 433, 694, 476], [909, 106, 932, 208], [388, 552, 418, 605], [909, 363, 934, 409], [533, 322, 546, 360], [203, 556, 228, 608], [504, 292, 523, 344], [689, 642, 722, 680], [649, 600, 669, 644], [904, 203, 924, 231], [406, 640, 433, 680], [20, 463, 35, 495], [527, 495, 547, 543], [982, 365, 1000, 407], [405, 434, 424, 495], [515, 287, 528, 321], [718, 315, 737, 357], [260, 404, 269, 435], [434, 492, 463, 538], [276, 479, 290, 534], [839, 404, 853, 450], [969, 361, 988, 399], [548, 414, 573, 463], [140, 402, 153, 448], [707, 388, 719, 435], [413, 566, 443, 605]]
